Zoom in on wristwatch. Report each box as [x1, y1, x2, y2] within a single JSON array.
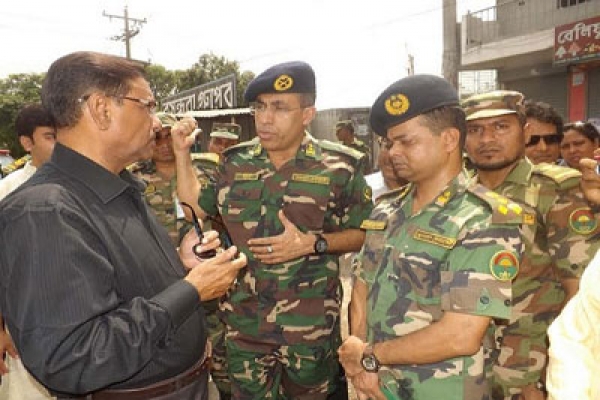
[[313, 233, 328, 254], [360, 344, 381, 373]]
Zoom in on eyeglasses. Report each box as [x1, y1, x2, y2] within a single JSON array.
[[526, 134, 562, 147], [466, 121, 512, 136], [118, 96, 157, 113], [180, 202, 216, 260], [78, 94, 157, 114], [249, 101, 305, 117]]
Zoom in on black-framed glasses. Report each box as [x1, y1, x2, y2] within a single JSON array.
[[78, 94, 157, 114], [118, 96, 157, 113], [180, 202, 216, 260], [526, 134, 562, 147]]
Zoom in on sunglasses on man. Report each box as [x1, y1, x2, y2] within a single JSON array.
[[526, 134, 562, 147]]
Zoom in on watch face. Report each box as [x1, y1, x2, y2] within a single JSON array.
[[315, 238, 328, 253], [361, 355, 379, 372]]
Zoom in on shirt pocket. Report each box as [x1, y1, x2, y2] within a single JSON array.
[[283, 178, 329, 232]]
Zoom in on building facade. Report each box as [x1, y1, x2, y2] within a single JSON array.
[[459, 0, 600, 122]]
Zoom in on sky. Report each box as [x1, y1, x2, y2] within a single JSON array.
[[0, 0, 494, 109]]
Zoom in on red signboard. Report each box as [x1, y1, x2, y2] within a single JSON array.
[[554, 15, 600, 65]]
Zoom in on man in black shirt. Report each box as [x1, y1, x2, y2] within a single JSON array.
[[0, 51, 247, 399]]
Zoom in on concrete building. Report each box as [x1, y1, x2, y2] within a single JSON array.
[[459, 0, 600, 122]]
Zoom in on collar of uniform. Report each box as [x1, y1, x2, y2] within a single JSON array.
[[502, 158, 533, 187], [50, 142, 144, 204], [297, 131, 324, 161]]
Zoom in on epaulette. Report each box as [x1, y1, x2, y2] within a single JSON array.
[[532, 163, 581, 189], [127, 160, 153, 174], [191, 152, 220, 165], [468, 183, 532, 225], [1, 154, 31, 176], [319, 139, 364, 161], [376, 184, 412, 203]]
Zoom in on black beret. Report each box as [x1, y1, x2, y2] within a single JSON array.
[[369, 74, 459, 137], [244, 61, 316, 103]]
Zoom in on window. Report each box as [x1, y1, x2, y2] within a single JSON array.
[[557, 0, 590, 8]]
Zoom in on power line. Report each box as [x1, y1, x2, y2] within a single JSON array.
[[103, 6, 146, 60]]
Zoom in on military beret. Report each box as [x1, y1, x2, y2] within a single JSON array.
[[369, 74, 459, 137], [244, 61, 316, 103], [210, 122, 240, 140], [156, 112, 177, 128], [335, 120, 354, 132], [462, 90, 524, 121]]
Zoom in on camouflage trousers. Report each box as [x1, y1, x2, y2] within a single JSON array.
[[205, 311, 230, 398], [226, 336, 338, 400]]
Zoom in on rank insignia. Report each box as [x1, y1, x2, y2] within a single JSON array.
[[384, 93, 410, 116], [274, 74, 294, 91], [144, 184, 156, 195], [490, 251, 519, 281], [569, 208, 597, 235]]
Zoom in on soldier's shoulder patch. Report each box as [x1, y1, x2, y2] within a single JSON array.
[[191, 152, 220, 165], [569, 207, 598, 235], [319, 139, 364, 161], [1, 154, 31, 175], [489, 250, 519, 281], [532, 164, 581, 189], [376, 184, 411, 203], [468, 183, 527, 225]]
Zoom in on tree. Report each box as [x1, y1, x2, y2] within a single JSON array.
[[0, 73, 44, 157], [145, 64, 178, 103], [173, 53, 255, 106]]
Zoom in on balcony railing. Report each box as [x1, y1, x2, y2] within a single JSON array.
[[463, 0, 600, 50]]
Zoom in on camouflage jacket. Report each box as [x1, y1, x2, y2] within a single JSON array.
[[479, 158, 600, 392], [131, 161, 188, 247], [198, 133, 373, 346], [346, 138, 371, 174], [355, 170, 524, 400]]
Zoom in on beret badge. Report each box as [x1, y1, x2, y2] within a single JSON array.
[[384, 94, 410, 116], [274, 74, 294, 91]]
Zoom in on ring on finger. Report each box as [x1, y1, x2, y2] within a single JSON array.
[[267, 245, 273, 254]]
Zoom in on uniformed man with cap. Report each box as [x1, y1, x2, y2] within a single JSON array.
[[172, 60, 373, 399], [335, 120, 371, 174], [462, 90, 600, 400], [131, 112, 190, 246], [207, 122, 240, 158], [338, 75, 524, 400]]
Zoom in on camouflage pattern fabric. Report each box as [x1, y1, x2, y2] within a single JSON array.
[[477, 158, 600, 399], [131, 161, 189, 246], [345, 138, 371, 175], [355, 170, 524, 400], [192, 152, 232, 397], [198, 132, 373, 397]]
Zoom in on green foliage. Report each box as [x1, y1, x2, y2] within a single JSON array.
[[0, 53, 255, 155], [0, 73, 44, 157]]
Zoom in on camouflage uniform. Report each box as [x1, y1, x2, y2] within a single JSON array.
[[192, 152, 232, 398], [354, 170, 524, 400], [345, 138, 371, 175], [480, 158, 600, 399], [131, 161, 188, 246], [198, 133, 373, 399]]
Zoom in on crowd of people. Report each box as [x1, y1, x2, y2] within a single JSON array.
[[0, 50, 599, 400]]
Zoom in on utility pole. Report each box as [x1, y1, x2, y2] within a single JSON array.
[[406, 43, 415, 76], [103, 6, 146, 60], [442, 0, 459, 89]]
